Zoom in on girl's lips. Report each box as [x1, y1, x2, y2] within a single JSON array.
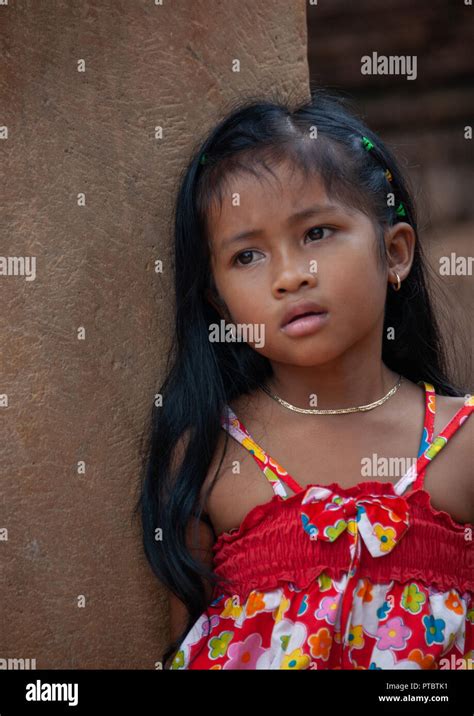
[[280, 312, 328, 337]]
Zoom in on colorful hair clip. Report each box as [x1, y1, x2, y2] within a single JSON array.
[[361, 136, 407, 220], [361, 136, 375, 152]]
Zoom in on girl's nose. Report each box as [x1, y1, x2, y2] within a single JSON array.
[[271, 262, 318, 296]]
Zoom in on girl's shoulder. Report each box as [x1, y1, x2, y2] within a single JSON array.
[[200, 390, 274, 534], [432, 393, 472, 451], [419, 391, 473, 524]]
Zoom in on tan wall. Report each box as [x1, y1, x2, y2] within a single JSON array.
[[1, 0, 309, 668]]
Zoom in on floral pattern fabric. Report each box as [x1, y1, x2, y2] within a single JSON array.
[[171, 573, 473, 670], [170, 382, 474, 670]]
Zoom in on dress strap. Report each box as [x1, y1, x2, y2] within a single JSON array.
[[220, 405, 304, 498], [416, 380, 436, 456], [399, 390, 474, 496], [394, 380, 436, 495]]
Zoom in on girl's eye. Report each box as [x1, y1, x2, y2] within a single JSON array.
[[233, 227, 332, 266], [305, 226, 332, 242], [234, 250, 261, 266]]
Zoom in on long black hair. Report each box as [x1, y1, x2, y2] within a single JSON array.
[[134, 87, 471, 669]]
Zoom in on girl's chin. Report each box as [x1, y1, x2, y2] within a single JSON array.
[[252, 346, 335, 367]]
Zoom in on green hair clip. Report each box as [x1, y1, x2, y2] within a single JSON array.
[[200, 152, 207, 165], [361, 136, 375, 152], [361, 135, 407, 219]]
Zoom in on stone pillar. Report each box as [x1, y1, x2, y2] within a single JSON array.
[[1, 0, 309, 667]]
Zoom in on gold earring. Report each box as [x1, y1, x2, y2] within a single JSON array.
[[392, 272, 401, 291]]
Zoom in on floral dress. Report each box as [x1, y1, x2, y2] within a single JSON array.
[[170, 382, 474, 670]]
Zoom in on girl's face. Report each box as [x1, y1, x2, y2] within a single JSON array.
[[207, 160, 412, 368]]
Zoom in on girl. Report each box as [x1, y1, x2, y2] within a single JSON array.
[[138, 88, 473, 670]]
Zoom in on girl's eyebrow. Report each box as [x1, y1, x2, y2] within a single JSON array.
[[221, 203, 344, 248]]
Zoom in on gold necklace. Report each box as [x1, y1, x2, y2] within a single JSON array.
[[260, 374, 403, 415]]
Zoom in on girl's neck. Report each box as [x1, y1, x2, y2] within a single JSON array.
[[264, 360, 400, 413]]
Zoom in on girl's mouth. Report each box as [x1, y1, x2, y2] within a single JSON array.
[[280, 311, 328, 337]]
